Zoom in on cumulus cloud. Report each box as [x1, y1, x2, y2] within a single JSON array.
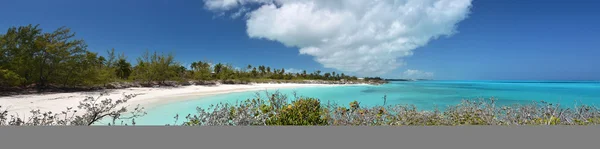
[[203, 0, 473, 75], [402, 69, 434, 79], [204, 0, 240, 11], [230, 6, 250, 19]]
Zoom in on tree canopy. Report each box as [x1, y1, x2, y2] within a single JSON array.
[[0, 25, 361, 91]]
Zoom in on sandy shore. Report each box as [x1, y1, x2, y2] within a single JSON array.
[[0, 83, 346, 117]]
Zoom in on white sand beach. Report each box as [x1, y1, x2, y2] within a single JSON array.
[[0, 83, 343, 117]]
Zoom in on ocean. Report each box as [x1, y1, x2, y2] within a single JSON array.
[[118, 80, 600, 125]]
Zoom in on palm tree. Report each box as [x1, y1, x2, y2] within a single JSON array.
[[191, 62, 198, 70], [115, 58, 132, 80], [252, 67, 258, 77], [214, 63, 224, 75], [258, 66, 266, 75]]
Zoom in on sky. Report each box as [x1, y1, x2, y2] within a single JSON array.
[[1, 0, 599, 80]]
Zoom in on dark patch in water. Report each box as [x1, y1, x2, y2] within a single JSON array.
[[451, 86, 520, 91], [361, 89, 379, 93]]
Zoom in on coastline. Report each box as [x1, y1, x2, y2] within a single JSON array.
[[0, 83, 365, 117]]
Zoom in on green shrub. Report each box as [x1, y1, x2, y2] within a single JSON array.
[[266, 98, 328, 125], [0, 68, 24, 86]]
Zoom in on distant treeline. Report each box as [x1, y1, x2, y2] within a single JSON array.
[[0, 25, 361, 91]]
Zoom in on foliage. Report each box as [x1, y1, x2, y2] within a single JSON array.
[[131, 50, 181, 84], [0, 24, 90, 89], [0, 24, 366, 92], [182, 91, 328, 126], [265, 97, 328, 125], [115, 58, 132, 80], [0, 68, 24, 86], [190, 61, 212, 80]]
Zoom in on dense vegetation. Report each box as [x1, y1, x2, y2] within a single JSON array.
[[0, 25, 366, 93]]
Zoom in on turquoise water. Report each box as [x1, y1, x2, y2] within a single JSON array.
[[113, 81, 600, 125]]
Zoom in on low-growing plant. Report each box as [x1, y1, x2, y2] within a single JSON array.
[[265, 97, 328, 125], [183, 91, 328, 126]]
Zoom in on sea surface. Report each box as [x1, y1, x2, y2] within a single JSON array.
[[112, 80, 600, 125]]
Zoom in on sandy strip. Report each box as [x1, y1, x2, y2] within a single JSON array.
[[0, 83, 348, 117]]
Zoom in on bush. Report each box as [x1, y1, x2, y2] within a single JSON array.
[[0, 68, 24, 86], [266, 98, 328, 125]]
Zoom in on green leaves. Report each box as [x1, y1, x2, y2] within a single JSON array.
[[0, 68, 24, 86], [266, 98, 328, 126], [1, 25, 364, 90], [131, 50, 181, 84], [0, 24, 94, 88], [115, 58, 132, 80]]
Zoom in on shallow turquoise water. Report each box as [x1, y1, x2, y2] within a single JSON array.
[[111, 81, 600, 125]]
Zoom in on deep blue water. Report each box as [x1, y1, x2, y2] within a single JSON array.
[[112, 81, 600, 125]]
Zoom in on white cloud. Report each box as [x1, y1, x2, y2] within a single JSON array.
[[204, 0, 240, 11], [204, 0, 274, 11], [230, 6, 250, 19], [203, 0, 473, 76], [402, 69, 434, 79]]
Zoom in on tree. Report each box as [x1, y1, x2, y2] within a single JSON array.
[[251, 67, 258, 78], [0, 24, 42, 86], [2, 25, 367, 91], [95, 49, 119, 86], [213, 63, 224, 75], [0, 24, 95, 90], [324, 73, 331, 80], [332, 72, 336, 80], [258, 66, 266, 76], [131, 50, 179, 84], [115, 58, 132, 80]]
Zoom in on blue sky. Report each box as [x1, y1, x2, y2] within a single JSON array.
[[1, 0, 599, 80]]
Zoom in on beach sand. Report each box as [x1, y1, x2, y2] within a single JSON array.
[[0, 83, 341, 118]]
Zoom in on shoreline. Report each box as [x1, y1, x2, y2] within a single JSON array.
[[0, 79, 386, 96], [0, 83, 366, 117]]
